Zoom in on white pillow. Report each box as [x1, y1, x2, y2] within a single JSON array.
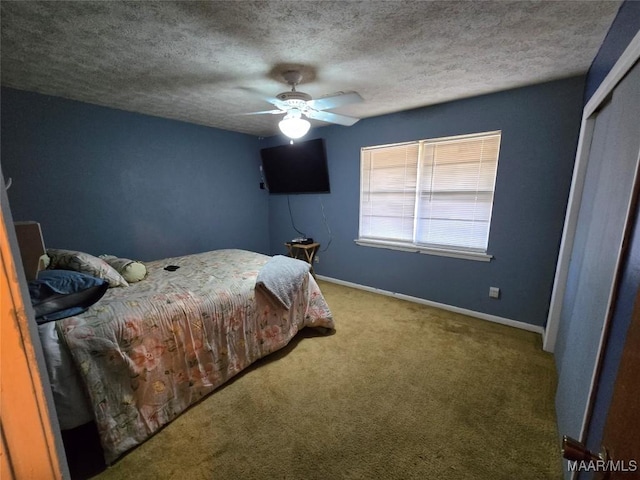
[[46, 248, 129, 288], [99, 255, 147, 283], [38, 253, 51, 271]]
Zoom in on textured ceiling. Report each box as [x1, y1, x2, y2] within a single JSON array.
[[0, 1, 622, 137]]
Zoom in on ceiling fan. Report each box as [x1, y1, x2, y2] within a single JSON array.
[[247, 70, 363, 139]]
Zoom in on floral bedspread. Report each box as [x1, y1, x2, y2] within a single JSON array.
[[56, 249, 334, 463]]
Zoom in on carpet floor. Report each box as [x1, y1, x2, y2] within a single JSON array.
[[68, 280, 561, 479]]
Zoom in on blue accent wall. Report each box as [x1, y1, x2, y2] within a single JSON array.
[[1, 87, 269, 260], [584, 0, 640, 103], [264, 77, 585, 327]]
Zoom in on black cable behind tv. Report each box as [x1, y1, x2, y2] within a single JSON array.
[[260, 138, 330, 194]]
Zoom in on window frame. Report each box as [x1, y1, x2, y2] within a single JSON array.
[[356, 131, 501, 262]]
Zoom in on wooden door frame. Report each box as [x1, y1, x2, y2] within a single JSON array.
[[598, 285, 640, 478], [0, 170, 69, 479], [544, 30, 640, 441]]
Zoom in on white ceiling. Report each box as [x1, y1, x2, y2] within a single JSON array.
[[0, 1, 622, 137]]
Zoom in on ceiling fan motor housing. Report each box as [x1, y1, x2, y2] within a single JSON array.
[[276, 90, 312, 104]]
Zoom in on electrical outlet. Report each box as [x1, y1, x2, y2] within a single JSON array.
[[314, 256, 320, 264], [489, 287, 500, 299]]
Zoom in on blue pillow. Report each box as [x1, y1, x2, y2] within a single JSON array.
[[29, 270, 109, 324]]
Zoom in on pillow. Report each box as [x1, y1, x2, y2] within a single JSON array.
[[28, 270, 109, 324], [46, 248, 128, 288], [99, 255, 147, 283], [38, 253, 51, 271]]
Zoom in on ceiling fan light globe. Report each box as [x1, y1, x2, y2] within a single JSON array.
[[279, 117, 311, 139]]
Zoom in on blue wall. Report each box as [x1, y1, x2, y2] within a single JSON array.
[[584, 0, 640, 103], [265, 77, 585, 327], [1, 88, 269, 260], [0, 78, 590, 330]]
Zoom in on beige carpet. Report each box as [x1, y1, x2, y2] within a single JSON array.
[[86, 280, 561, 479]]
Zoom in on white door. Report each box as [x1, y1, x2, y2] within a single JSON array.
[[552, 53, 640, 474]]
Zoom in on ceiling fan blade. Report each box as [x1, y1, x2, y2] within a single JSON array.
[[265, 97, 289, 109], [305, 109, 360, 126], [240, 109, 284, 115], [306, 92, 363, 111]]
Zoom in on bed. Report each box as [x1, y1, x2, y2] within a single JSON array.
[[17, 223, 335, 464]]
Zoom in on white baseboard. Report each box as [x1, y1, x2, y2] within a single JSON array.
[[316, 275, 545, 337]]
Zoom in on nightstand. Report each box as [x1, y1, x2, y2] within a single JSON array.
[[285, 242, 320, 273]]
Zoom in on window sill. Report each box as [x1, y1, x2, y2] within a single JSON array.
[[354, 239, 493, 262]]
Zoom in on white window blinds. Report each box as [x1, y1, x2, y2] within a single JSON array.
[[359, 131, 500, 254], [360, 142, 419, 242]]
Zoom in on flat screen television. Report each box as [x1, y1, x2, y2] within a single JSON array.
[[260, 138, 330, 194]]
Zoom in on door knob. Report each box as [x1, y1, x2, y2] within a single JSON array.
[[562, 435, 608, 462], [562, 436, 615, 480]]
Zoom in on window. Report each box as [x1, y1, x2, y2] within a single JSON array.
[[358, 131, 500, 261]]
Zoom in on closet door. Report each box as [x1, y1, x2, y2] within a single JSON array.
[[555, 60, 640, 443]]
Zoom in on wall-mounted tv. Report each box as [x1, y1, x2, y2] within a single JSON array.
[[260, 138, 330, 194]]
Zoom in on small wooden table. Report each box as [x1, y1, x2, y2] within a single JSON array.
[[285, 242, 320, 273]]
